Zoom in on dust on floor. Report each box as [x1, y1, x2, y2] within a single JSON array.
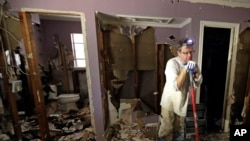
[[104, 119, 230, 141], [186, 132, 229, 141]]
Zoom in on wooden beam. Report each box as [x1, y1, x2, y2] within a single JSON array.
[[243, 64, 250, 123], [154, 44, 159, 114], [98, 29, 110, 129], [0, 36, 22, 140], [132, 37, 138, 98], [19, 12, 49, 140], [59, 43, 70, 93]]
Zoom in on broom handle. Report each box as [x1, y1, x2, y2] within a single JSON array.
[[189, 72, 200, 141]]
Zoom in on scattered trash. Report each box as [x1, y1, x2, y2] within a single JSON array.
[[0, 107, 95, 141], [104, 120, 158, 141]]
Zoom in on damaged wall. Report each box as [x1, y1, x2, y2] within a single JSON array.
[[1, 16, 23, 50], [7, 0, 250, 140], [102, 26, 158, 125], [99, 25, 176, 127], [231, 27, 250, 124], [38, 19, 82, 93]]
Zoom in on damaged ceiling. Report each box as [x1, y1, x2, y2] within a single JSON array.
[[95, 11, 191, 28]]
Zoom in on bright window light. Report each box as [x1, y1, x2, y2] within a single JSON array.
[[71, 33, 86, 68]]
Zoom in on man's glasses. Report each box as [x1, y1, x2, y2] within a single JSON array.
[[181, 50, 195, 55]]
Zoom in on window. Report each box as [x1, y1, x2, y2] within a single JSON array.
[[71, 33, 86, 68]]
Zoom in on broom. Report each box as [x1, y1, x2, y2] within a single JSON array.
[[189, 72, 200, 141]]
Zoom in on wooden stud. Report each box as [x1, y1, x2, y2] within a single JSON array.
[[154, 44, 159, 114], [243, 64, 250, 123], [97, 27, 110, 129], [132, 36, 138, 98], [0, 36, 22, 140], [19, 12, 49, 140]]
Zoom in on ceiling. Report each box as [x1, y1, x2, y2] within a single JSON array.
[[38, 0, 250, 26], [39, 11, 192, 28], [95, 11, 192, 28]]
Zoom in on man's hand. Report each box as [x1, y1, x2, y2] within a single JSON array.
[[185, 61, 196, 73]]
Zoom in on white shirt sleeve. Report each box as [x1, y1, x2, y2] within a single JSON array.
[[165, 59, 180, 91], [194, 73, 203, 88]]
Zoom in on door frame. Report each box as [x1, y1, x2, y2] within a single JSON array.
[[19, 8, 95, 137], [197, 21, 239, 132]]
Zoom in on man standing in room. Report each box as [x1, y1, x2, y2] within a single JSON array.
[[157, 38, 202, 141]]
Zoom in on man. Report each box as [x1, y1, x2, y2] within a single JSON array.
[[158, 38, 202, 141]]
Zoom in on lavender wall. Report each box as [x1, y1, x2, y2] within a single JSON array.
[[40, 20, 81, 61], [155, 27, 181, 44], [7, 0, 250, 140], [39, 20, 82, 92]]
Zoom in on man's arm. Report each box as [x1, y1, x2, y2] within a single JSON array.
[[176, 68, 188, 89], [193, 64, 203, 87]]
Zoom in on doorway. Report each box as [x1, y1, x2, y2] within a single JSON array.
[[18, 9, 94, 140], [200, 27, 230, 132], [198, 21, 239, 132]]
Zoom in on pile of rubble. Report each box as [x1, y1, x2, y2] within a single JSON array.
[[0, 107, 96, 141], [104, 120, 158, 141], [48, 107, 95, 140]]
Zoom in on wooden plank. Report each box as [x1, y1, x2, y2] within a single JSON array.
[[52, 35, 70, 92], [132, 37, 138, 98], [19, 12, 49, 140], [97, 29, 110, 129], [157, 44, 166, 114], [154, 44, 159, 114], [59, 44, 70, 92], [243, 64, 250, 123], [0, 36, 22, 140], [159, 44, 166, 93]]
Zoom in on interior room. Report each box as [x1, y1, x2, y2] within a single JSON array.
[[1, 0, 250, 141], [0, 8, 94, 141]]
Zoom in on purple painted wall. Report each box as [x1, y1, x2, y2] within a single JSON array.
[[7, 0, 250, 140], [155, 27, 181, 44], [40, 20, 81, 61], [39, 20, 82, 92]]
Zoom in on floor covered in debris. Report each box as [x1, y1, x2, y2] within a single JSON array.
[[0, 98, 96, 141], [104, 120, 230, 141], [1, 115, 230, 141], [0, 97, 230, 141], [186, 132, 229, 141]]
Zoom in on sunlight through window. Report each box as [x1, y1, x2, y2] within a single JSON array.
[[71, 33, 85, 68]]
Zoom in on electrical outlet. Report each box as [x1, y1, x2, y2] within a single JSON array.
[[12, 80, 23, 93], [8, 77, 17, 84]]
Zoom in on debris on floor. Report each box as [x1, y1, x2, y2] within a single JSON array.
[[0, 107, 96, 141], [186, 132, 230, 141], [47, 107, 95, 140], [104, 119, 158, 141], [203, 132, 229, 141]]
